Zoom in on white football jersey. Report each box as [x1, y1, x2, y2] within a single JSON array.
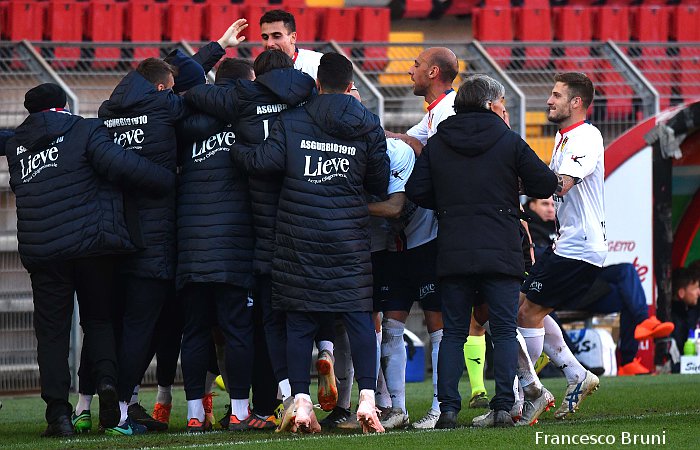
[[294, 48, 322, 81], [406, 90, 456, 145], [549, 121, 607, 267], [369, 138, 415, 252]]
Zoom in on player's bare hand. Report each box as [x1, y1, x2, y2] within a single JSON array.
[[217, 19, 248, 49]]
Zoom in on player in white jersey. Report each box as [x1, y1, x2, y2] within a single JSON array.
[[518, 72, 606, 420]]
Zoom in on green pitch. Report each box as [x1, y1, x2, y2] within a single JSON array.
[[1, 374, 698, 449]]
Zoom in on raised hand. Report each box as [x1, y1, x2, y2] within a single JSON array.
[[217, 19, 249, 49]]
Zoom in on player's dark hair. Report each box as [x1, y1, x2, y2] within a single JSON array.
[[136, 58, 176, 87], [254, 50, 294, 77], [216, 58, 254, 83], [554, 72, 594, 109], [260, 9, 296, 33], [317, 52, 353, 93]]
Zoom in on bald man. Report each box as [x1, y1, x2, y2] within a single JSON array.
[[383, 47, 491, 430]]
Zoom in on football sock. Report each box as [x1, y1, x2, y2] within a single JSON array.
[[429, 329, 442, 414], [278, 379, 291, 402], [230, 399, 249, 420], [519, 327, 545, 365], [155, 385, 172, 405], [76, 394, 92, 414], [543, 315, 586, 384], [334, 325, 354, 410], [317, 340, 334, 355], [187, 399, 205, 422], [381, 318, 407, 413], [118, 401, 128, 426], [464, 334, 486, 396], [128, 385, 140, 406], [516, 329, 543, 392]]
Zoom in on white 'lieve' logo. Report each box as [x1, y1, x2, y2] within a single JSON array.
[[20, 146, 59, 182], [192, 131, 236, 162]]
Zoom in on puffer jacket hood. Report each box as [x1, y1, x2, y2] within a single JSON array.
[[99, 71, 160, 114], [255, 68, 316, 107], [435, 109, 509, 156], [14, 112, 81, 152], [304, 94, 381, 140]]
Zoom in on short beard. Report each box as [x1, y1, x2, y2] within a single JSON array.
[[547, 109, 570, 125]]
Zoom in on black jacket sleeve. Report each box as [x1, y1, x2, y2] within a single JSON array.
[[363, 128, 389, 196], [233, 119, 287, 174], [0, 131, 14, 157], [185, 84, 239, 124], [177, 112, 226, 144], [405, 144, 436, 210], [165, 91, 191, 123], [192, 41, 226, 73], [85, 124, 176, 196], [516, 138, 558, 199]]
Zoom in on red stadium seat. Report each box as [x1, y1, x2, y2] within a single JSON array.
[[45, 0, 84, 68], [85, 0, 124, 69], [318, 8, 357, 42], [554, 47, 596, 74], [356, 7, 390, 71], [678, 47, 700, 102], [593, 6, 631, 41], [553, 6, 593, 41], [202, 3, 241, 42], [4, 0, 44, 40], [630, 5, 671, 42], [444, 0, 478, 16], [513, 6, 552, 69], [287, 6, 318, 42], [402, 0, 432, 19], [124, 0, 163, 62], [592, 61, 634, 118], [163, 0, 203, 42], [671, 5, 700, 42], [472, 6, 513, 67]]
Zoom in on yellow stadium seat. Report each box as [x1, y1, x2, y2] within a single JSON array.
[[525, 111, 548, 138], [526, 137, 554, 164], [379, 32, 424, 86], [306, 0, 344, 7]]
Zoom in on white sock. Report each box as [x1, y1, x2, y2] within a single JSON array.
[[543, 315, 586, 384], [516, 329, 543, 391], [128, 385, 140, 406], [187, 399, 205, 421], [118, 401, 128, 426], [205, 371, 217, 394], [231, 398, 249, 420], [156, 385, 172, 405], [381, 318, 407, 413], [518, 327, 545, 365], [333, 323, 354, 410], [429, 329, 442, 414], [317, 340, 334, 355], [278, 379, 292, 402], [76, 394, 93, 414], [375, 364, 392, 409]]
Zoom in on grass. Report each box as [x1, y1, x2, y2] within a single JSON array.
[[0, 374, 698, 449]]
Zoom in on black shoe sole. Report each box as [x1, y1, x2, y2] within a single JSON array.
[[97, 384, 120, 429]]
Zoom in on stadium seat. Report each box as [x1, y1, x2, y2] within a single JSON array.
[[163, 0, 203, 42], [45, 0, 84, 68], [630, 5, 671, 42], [525, 136, 553, 164], [356, 7, 390, 71], [678, 47, 700, 103], [287, 6, 318, 42], [525, 111, 548, 138], [318, 7, 357, 41], [4, 0, 44, 40], [671, 4, 700, 42], [202, 3, 242, 59], [306, 0, 344, 7], [85, 0, 123, 69], [378, 31, 423, 86], [553, 6, 593, 41], [513, 5, 552, 69], [399, 0, 432, 19], [591, 61, 634, 119], [472, 6, 513, 67], [554, 46, 596, 74], [593, 6, 631, 41], [242, 5, 267, 60], [124, 0, 163, 62], [444, 0, 477, 16]]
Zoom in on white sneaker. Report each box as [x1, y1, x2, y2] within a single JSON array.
[[554, 371, 599, 419], [516, 387, 555, 426], [411, 409, 440, 429], [472, 409, 514, 428], [380, 408, 409, 430]]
